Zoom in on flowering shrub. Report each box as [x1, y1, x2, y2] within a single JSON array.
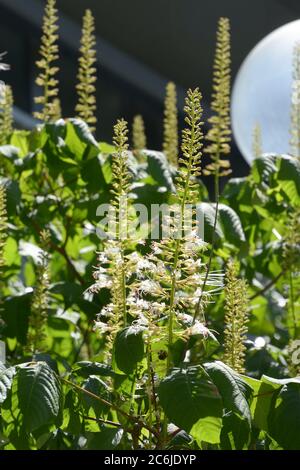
[[0, 0, 299, 451]]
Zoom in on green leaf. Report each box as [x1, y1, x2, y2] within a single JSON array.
[[222, 177, 247, 200], [247, 375, 300, 433], [51, 282, 83, 309], [0, 365, 16, 404], [145, 150, 175, 192], [40, 429, 78, 450], [204, 361, 253, 449], [248, 296, 276, 336], [158, 366, 222, 433], [87, 428, 124, 450], [220, 411, 251, 450], [82, 375, 110, 415], [166, 430, 192, 449], [99, 142, 115, 154], [268, 383, 300, 450], [0, 177, 21, 215], [9, 130, 30, 156], [199, 202, 223, 242], [277, 155, 300, 204], [190, 415, 222, 445], [17, 362, 63, 432], [4, 237, 20, 266], [218, 204, 246, 245], [251, 153, 277, 184], [113, 326, 145, 374], [2, 293, 32, 344], [19, 240, 42, 264], [66, 119, 99, 161], [203, 362, 254, 449], [204, 361, 253, 426], [199, 202, 245, 248], [197, 179, 210, 201], [0, 145, 20, 162], [81, 155, 108, 191], [73, 361, 116, 378]]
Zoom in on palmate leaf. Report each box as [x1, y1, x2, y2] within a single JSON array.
[[0, 365, 16, 404], [158, 366, 222, 434], [17, 362, 63, 432]]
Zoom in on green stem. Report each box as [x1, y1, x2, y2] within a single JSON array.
[[166, 110, 197, 371], [120, 247, 127, 327], [62, 378, 160, 439], [146, 344, 153, 447], [166, 237, 181, 372], [194, 197, 219, 323], [214, 171, 219, 204], [164, 104, 198, 444], [289, 270, 297, 339], [230, 309, 236, 370]]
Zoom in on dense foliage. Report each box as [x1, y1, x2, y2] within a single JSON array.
[[0, 0, 300, 451]]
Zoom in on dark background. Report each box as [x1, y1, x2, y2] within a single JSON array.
[[0, 0, 300, 181]]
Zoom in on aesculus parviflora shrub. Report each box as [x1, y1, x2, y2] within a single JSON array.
[[0, 0, 299, 451]]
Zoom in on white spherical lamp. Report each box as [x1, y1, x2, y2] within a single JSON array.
[[232, 20, 300, 163]]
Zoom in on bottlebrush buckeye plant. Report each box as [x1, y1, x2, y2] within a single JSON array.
[[0, 0, 299, 451]]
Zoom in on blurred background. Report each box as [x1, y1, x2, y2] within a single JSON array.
[[0, 0, 299, 180]]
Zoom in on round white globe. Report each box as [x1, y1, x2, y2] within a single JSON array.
[[232, 20, 300, 163]]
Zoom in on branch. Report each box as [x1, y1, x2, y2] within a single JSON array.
[[250, 270, 284, 301], [27, 216, 86, 286], [82, 415, 122, 428], [62, 378, 160, 439]]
